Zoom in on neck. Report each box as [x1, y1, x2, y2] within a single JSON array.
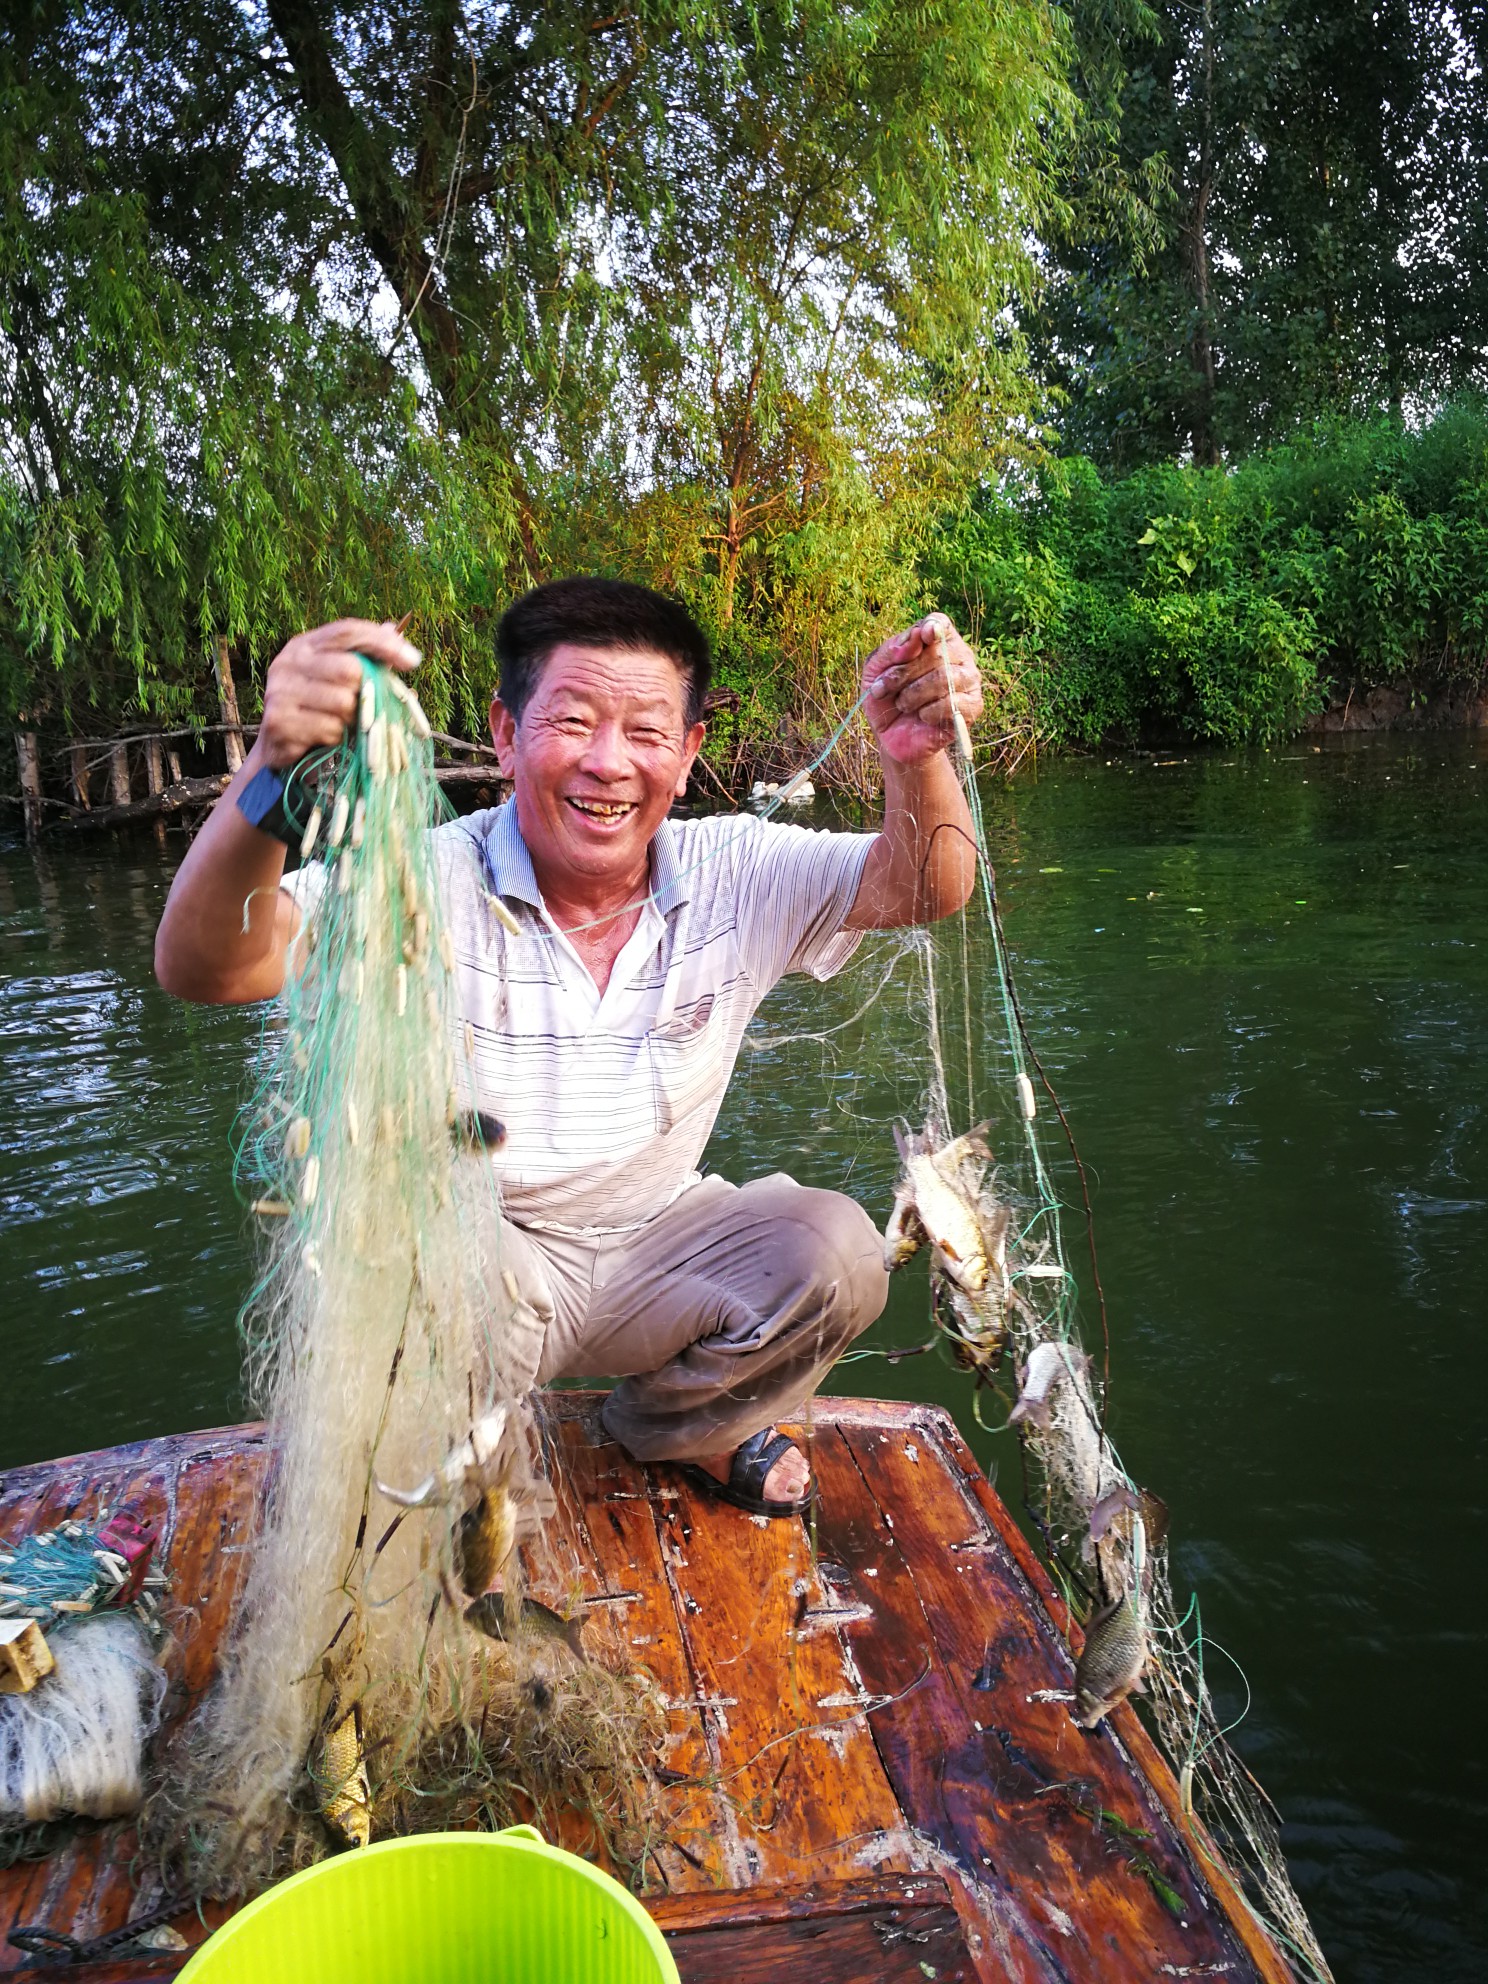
[[529, 851, 650, 937]]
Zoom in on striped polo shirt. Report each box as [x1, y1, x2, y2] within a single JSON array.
[[288, 802, 876, 1234]]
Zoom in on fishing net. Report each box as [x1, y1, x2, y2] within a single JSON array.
[[720, 702, 1333, 1981], [146, 661, 660, 1895], [931, 747, 1330, 1980], [140, 633, 1328, 1968]]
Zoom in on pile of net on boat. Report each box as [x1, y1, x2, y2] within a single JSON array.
[[0, 1512, 168, 1854], [138, 664, 664, 1895]]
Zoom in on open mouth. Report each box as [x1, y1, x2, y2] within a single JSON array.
[[565, 795, 637, 825]]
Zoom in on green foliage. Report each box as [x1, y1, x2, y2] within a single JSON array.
[[0, 0, 1072, 750], [925, 405, 1488, 747], [1033, 0, 1488, 467]]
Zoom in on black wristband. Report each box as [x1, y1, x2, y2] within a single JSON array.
[[236, 764, 295, 844]]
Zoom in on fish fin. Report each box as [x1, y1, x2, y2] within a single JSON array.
[[564, 1617, 587, 1662], [374, 1473, 440, 1508], [1137, 1489, 1170, 1553]]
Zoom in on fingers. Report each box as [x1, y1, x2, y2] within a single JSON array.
[[866, 613, 983, 735], [257, 614, 421, 768], [305, 618, 422, 672]]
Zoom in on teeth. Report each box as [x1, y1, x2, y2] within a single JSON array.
[[569, 798, 632, 819]]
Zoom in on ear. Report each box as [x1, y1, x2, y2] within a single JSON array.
[[674, 721, 707, 798], [489, 695, 518, 779]]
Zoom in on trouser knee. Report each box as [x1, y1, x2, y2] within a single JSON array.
[[787, 1189, 888, 1343]]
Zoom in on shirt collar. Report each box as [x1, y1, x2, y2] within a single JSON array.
[[475, 800, 691, 916]]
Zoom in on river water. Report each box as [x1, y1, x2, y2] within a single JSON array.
[[2, 735, 1484, 1981]]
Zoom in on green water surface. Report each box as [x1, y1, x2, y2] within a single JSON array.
[[2, 734, 1484, 1981]]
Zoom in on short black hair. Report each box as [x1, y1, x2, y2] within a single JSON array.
[[495, 577, 712, 729]]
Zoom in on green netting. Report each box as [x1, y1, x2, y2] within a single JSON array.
[[897, 719, 1334, 1983], [146, 661, 659, 1894]]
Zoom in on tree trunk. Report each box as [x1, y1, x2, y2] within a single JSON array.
[[69, 742, 91, 811], [108, 743, 132, 808], [1181, 0, 1221, 467], [216, 639, 245, 773], [263, 0, 545, 575], [15, 733, 42, 841], [143, 735, 166, 796]]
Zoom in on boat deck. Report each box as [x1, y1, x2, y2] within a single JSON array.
[[0, 1395, 1291, 1982]]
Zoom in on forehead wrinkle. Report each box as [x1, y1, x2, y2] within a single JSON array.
[[529, 642, 688, 716]]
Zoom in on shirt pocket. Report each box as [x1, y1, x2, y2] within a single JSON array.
[[648, 994, 724, 1135]]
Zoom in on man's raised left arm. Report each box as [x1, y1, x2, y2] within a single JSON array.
[[843, 614, 984, 931]]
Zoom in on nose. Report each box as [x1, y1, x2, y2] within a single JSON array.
[[578, 718, 630, 781]]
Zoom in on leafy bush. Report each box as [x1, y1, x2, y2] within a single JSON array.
[[925, 403, 1488, 747]]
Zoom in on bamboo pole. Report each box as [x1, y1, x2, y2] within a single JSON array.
[[107, 742, 131, 807], [69, 742, 92, 810], [216, 638, 244, 772], [15, 732, 42, 841]]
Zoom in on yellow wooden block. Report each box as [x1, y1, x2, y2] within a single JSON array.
[[0, 1616, 55, 1694]]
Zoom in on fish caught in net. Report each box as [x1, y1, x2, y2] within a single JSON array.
[[865, 727, 1334, 1983]]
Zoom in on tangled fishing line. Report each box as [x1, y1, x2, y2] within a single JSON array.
[[135, 639, 1329, 1975]]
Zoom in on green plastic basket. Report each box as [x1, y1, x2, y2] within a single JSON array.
[[175, 1829, 680, 1984]]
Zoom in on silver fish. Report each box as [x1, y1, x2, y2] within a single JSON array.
[[1007, 1340, 1087, 1430], [1073, 1590, 1148, 1728], [883, 1123, 994, 1293]]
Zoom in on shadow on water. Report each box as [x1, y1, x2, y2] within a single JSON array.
[[3, 730, 1486, 1980]]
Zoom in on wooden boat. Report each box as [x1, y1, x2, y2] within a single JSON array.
[[0, 1393, 1295, 1982]]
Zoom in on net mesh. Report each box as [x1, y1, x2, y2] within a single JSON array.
[[145, 656, 1328, 1969], [146, 661, 658, 1894], [747, 723, 1332, 1983]]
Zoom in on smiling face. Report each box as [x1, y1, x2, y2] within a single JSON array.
[[489, 642, 705, 904]]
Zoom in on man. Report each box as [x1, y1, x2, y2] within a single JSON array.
[[156, 579, 983, 1513]]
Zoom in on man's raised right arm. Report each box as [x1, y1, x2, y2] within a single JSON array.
[[153, 619, 421, 1004]]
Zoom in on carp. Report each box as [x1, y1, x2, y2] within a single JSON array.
[[465, 1592, 587, 1663], [316, 1703, 370, 1848], [1073, 1589, 1149, 1729]]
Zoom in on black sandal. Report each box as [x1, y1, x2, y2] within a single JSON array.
[[677, 1426, 814, 1519]]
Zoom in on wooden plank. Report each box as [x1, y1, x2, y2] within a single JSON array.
[[535, 1413, 735, 1889], [917, 1408, 1298, 1984], [0, 1405, 1297, 1984], [1, 1429, 265, 1978], [651, 1425, 911, 1894], [819, 1414, 1273, 1982], [652, 1874, 977, 1984]]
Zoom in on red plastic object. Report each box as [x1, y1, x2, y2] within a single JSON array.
[[95, 1509, 156, 1606]]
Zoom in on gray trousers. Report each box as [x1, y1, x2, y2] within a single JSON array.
[[502, 1173, 889, 1461]]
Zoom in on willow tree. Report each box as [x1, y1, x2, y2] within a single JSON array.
[[1, 0, 1076, 752]]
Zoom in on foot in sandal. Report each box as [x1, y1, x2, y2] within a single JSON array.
[[677, 1427, 812, 1518]]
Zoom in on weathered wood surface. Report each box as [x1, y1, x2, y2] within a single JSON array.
[[0, 1400, 1293, 1982], [651, 1874, 977, 1982]]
